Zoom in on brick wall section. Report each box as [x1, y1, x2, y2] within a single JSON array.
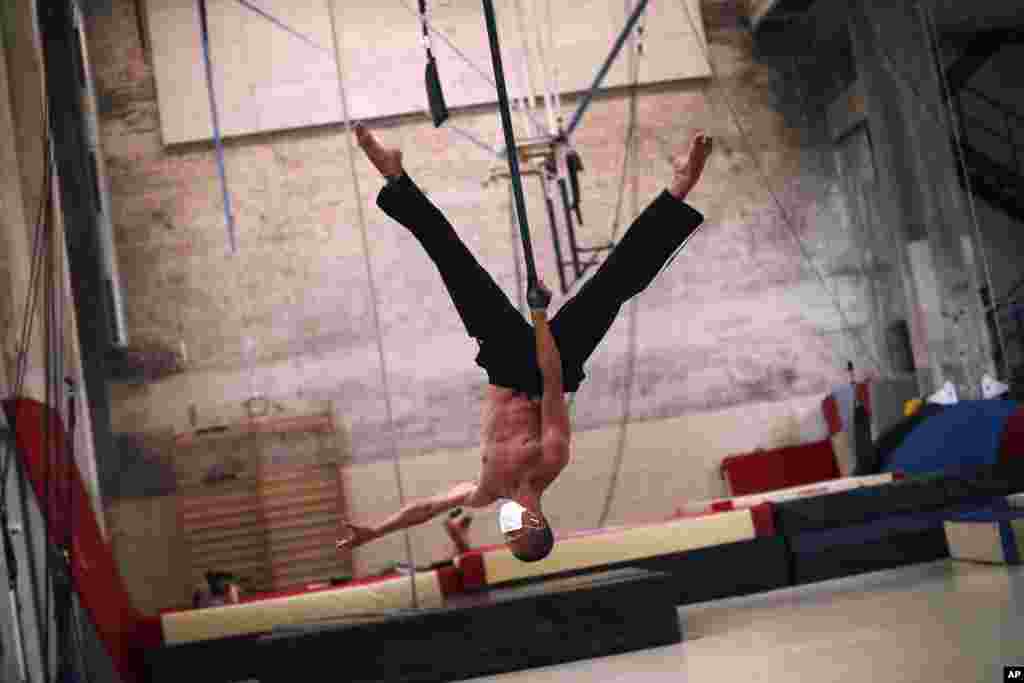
[[86, 0, 865, 471]]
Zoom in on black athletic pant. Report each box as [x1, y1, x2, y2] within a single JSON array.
[[377, 173, 705, 396]]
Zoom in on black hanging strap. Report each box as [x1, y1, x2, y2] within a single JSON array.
[[419, 0, 449, 127], [567, 149, 584, 225]]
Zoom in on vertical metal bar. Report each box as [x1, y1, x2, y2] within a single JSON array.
[[197, 0, 238, 253], [540, 174, 568, 294], [565, 0, 650, 137], [509, 184, 527, 313], [482, 0, 538, 287], [545, 0, 562, 119], [522, 0, 557, 135], [556, 175, 582, 277]]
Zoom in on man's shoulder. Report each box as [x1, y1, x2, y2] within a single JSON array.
[[465, 480, 500, 508]]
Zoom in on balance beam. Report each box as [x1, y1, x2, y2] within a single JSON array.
[[146, 568, 680, 683]]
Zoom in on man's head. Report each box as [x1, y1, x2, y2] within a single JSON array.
[[498, 500, 554, 562]]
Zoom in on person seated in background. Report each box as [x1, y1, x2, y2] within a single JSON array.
[[192, 571, 242, 609]]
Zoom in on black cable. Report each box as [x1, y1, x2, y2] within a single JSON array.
[[3, 97, 50, 518], [0, 89, 52, 683], [42, 180, 56, 683], [991, 276, 1024, 316], [608, 34, 641, 244], [14, 131, 52, 402]]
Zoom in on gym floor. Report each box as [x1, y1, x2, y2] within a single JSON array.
[[468, 560, 1024, 682]]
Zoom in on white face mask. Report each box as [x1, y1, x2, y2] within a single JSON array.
[[498, 500, 528, 535]]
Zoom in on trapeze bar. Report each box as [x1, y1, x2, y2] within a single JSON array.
[[565, 0, 651, 137], [576, 244, 615, 253], [510, 135, 556, 161], [482, 0, 539, 287]]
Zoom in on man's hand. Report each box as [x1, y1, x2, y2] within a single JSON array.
[[527, 279, 552, 311], [336, 523, 375, 551], [530, 280, 560, 380]]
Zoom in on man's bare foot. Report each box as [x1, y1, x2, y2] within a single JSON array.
[[354, 123, 404, 179], [669, 132, 713, 200]]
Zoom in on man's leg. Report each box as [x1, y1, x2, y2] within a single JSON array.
[[356, 125, 528, 344], [550, 133, 713, 384]]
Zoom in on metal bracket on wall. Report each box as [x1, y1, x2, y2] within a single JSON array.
[[490, 135, 615, 296]]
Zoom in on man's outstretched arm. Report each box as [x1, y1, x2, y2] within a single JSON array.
[[337, 481, 493, 551]]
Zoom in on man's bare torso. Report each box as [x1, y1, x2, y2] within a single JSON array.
[[478, 386, 566, 499]]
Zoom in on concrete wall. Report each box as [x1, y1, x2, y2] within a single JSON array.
[[83, 0, 871, 591], [959, 44, 1024, 303]]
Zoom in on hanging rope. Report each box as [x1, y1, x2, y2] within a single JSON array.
[[843, 3, 987, 387], [509, 0, 548, 137], [921, 1, 1007, 381], [533, 0, 559, 132], [510, 0, 542, 136], [608, 11, 643, 247], [597, 2, 643, 528], [324, 0, 418, 609], [2, 98, 53, 651], [544, 0, 562, 117]]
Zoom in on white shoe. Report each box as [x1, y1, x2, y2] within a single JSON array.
[[981, 374, 1010, 399], [927, 381, 959, 405]]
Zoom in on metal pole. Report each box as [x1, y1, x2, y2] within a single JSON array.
[[556, 175, 582, 277], [540, 174, 568, 294], [565, 0, 650, 137], [197, 0, 238, 253], [482, 0, 539, 288], [2, 506, 29, 683]]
